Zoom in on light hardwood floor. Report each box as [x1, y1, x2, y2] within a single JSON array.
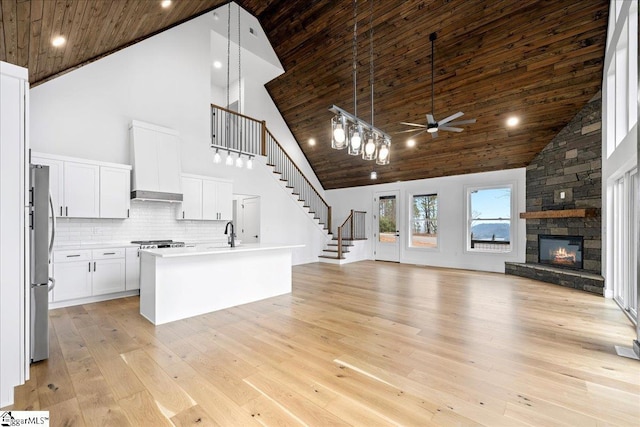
[[6, 261, 640, 426]]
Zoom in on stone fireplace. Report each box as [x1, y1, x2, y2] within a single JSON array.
[[505, 93, 604, 295]]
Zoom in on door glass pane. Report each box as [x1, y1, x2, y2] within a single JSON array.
[[379, 196, 396, 243]]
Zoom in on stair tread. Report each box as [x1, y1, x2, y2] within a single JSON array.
[[327, 243, 354, 247], [323, 249, 350, 253], [319, 255, 346, 260]]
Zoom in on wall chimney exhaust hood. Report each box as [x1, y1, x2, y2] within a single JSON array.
[[130, 120, 183, 202]]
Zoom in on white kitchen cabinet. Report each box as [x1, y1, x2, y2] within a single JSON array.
[[52, 248, 126, 302], [125, 247, 140, 291], [52, 249, 92, 302], [216, 180, 233, 220], [64, 161, 100, 218], [180, 174, 232, 221], [31, 152, 131, 219], [100, 166, 130, 218], [180, 177, 203, 220], [92, 258, 126, 295]]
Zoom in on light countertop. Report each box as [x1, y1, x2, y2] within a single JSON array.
[[141, 243, 304, 258], [53, 242, 139, 250]]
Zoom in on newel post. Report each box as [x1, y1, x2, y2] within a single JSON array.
[[261, 120, 267, 157]]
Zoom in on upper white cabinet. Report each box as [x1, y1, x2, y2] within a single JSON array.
[[178, 174, 232, 221], [100, 166, 131, 218], [31, 152, 131, 219], [180, 176, 203, 220], [64, 161, 100, 218]]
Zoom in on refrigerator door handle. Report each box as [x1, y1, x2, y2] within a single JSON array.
[[48, 192, 56, 262], [48, 277, 55, 292]]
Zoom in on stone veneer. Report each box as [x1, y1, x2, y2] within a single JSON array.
[[507, 93, 604, 295]]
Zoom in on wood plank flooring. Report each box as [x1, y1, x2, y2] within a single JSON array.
[[6, 261, 640, 426]]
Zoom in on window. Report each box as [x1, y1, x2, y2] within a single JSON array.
[[467, 186, 512, 252], [410, 194, 438, 248]]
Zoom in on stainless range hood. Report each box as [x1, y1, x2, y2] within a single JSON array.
[[130, 120, 183, 202]]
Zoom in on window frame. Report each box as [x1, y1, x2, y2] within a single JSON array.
[[408, 192, 439, 250], [465, 183, 515, 254]]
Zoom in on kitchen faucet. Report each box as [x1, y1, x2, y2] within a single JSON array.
[[224, 221, 236, 247]]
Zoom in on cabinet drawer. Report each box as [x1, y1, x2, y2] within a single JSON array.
[[53, 249, 92, 263], [92, 248, 125, 259]]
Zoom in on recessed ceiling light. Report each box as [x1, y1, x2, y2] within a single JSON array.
[[213, 61, 222, 69], [407, 139, 416, 147], [161, 0, 172, 8], [308, 138, 316, 146], [506, 116, 519, 127], [370, 171, 377, 180], [51, 36, 66, 47]]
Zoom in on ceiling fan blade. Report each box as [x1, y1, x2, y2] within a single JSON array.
[[426, 114, 436, 125], [438, 111, 464, 125], [409, 130, 428, 138], [439, 126, 464, 132], [431, 131, 439, 139], [447, 119, 477, 126], [400, 122, 426, 128], [395, 128, 425, 134]]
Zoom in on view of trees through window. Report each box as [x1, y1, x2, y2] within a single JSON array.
[[411, 194, 438, 248], [378, 196, 397, 243], [468, 187, 512, 252]]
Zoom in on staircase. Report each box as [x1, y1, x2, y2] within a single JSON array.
[[211, 104, 332, 233], [319, 210, 367, 264]]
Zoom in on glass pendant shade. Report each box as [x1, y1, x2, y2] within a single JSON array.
[[213, 149, 221, 164], [235, 155, 243, 168], [225, 151, 234, 166], [362, 131, 378, 161], [376, 137, 390, 165], [331, 115, 347, 149], [348, 123, 363, 155], [246, 157, 253, 169]]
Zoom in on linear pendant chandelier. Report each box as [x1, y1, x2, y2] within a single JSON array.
[[329, 0, 390, 166]]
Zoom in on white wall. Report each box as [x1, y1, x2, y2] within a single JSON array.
[[29, 10, 329, 264], [326, 168, 526, 273]]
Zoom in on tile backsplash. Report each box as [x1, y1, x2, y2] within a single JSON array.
[[54, 200, 226, 245]]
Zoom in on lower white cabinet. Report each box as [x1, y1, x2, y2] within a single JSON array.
[[125, 247, 140, 290], [51, 258, 92, 302], [53, 248, 126, 302]]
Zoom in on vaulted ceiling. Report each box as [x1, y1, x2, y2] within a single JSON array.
[[0, 0, 609, 190]]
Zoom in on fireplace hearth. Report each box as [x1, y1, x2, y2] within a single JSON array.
[[538, 235, 583, 269]]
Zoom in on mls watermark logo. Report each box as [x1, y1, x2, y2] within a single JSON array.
[[0, 411, 49, 426]]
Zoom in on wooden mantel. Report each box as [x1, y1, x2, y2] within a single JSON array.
[[519, 208, 599, 219]]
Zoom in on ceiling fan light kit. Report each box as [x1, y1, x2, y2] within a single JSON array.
[[329, 0, 391, 168]]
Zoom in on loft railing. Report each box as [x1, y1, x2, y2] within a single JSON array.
[[336, 210, 366, 258], [210, 103, 331, 231]]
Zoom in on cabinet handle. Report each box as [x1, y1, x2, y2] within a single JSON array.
[[94, 261, 96, 271], [60, 206, 62, 216], [183, 211, 185, 219], [127, 208, 130, 218], [66, 254, 80, 258], [103, 252, 115, 255], [88, 262, 91, 272], [65, 206, 68, 216]]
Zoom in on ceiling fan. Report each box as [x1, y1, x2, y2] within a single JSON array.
[[399, 32, 476, 139]]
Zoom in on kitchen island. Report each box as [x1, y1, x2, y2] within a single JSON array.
[[139, 243, 303, 325]]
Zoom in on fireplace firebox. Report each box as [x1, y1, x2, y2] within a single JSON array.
[[538, 235, 583, 269]]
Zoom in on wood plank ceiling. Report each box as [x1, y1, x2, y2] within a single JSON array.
[[0, 0, 609, 190]]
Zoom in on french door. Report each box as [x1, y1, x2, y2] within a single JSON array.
[[374, 191, 400, 262], [612, 168, 638, 322]]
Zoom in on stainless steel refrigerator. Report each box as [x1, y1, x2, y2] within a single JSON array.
[[29, 164, 55, 362]]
